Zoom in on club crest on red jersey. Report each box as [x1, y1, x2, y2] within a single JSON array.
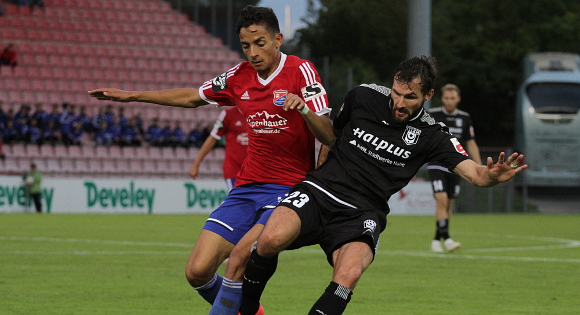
[[273, 90, 288, 106]]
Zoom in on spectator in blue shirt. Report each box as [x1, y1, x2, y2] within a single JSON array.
[[28, 118, 42, 145], [47, 103, 61, 130], [94, 121, 114, 146], [145, 118, 163, 147], [64, 121, 83, 146], [31, 103, 48, 128], [75, 105, 91, 132], [119, 117, 141, 147], [2, 120, 17, 144], [91, 106, 106, 133], [103, 104, 115, 127], [169, 120, 187, 148], [41, 120, 58, 146]]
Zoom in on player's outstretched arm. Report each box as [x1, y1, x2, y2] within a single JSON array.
[[454, 152, 527, 187], [88, 88, 208, 108]]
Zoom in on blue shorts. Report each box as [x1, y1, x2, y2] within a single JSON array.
[[203, 183, 290, 245]]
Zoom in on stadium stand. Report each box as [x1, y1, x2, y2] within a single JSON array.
[[0, 0, 238, 178]]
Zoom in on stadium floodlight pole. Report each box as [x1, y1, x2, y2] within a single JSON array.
[[407, 0, 432, 109]]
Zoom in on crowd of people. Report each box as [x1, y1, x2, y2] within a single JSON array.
[[0, 102, 214, 149]]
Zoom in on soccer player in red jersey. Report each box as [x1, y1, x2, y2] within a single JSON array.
[[89, 6, 335, 315], [189, 107, 249, 191]]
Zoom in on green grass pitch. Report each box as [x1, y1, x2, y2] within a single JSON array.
[[1, 213, 579, 314]]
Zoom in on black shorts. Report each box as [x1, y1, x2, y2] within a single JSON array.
[[428, 167, 461, 199], [281, 181, 386, 266]]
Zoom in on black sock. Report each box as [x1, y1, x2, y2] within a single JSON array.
[[239, 249, 278, 315], [308, 281, 353, 315], [435, 219, 450, 240]]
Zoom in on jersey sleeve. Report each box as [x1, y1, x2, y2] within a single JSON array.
[[332, 87, 359, 132], [463, 115, 475, 141], [427, 131, 471, 171], [297, 60, 331, 116], [198, 63, 242, 106], [210, 110, 227, 140]]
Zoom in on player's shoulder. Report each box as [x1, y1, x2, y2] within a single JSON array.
[[358, 83, 391, 95], [455, 108, 471, 117], [284, 54, 312, 67], [428, 106, 444, 114]]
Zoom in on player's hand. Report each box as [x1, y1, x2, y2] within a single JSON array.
[[88, 88, 134, 102], [486, 152, 527, 183], [189, 163, 199, 179], [282, 93, 309, 114]]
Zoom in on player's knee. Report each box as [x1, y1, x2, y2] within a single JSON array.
[[184, 260, 214, 287], [255, 230, 286, 257]]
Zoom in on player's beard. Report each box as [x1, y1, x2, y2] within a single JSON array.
[[391, 101, 424, 124]]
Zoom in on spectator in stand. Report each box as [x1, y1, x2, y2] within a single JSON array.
[[117, 107, 128, 128], [133, 112, 145, 135], [31, 103, 48, 128], [47, 103, 61, 131], [187, 121, 210, 148], [65, 121, 83, 146], [0, 134, 5, 160], [28, 117, 42, 145], [59, 103, 76, 144], [13, 104, 31, 126], [0, 101, 6, 129], [91, 106, 106, 133], [15, 116, 29, 143], [160, 119, 172, 147], [168, 120, 187, 148], [75, 105, 90, 132], [2, 120, 17, 144], [145, 117, 163, 147], [119, 117, 141, 147], [41, 120, 59, 146], [103, 104, 115, 126], [0, 43, 18, 75], [108, 117, 122, 145], [94, 121, 113, 146]]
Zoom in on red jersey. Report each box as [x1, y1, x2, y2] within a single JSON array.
[[211, 107, 248, 179], [199, 53, 330, 187]]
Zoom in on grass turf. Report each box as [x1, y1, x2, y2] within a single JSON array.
[[0, 213, 578, 314]]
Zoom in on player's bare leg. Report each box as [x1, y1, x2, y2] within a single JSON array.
[[239, 206, 301, 315], [185, 229, 235, 304], [309, 241, 373, 315], [208, 224, 265, 315]]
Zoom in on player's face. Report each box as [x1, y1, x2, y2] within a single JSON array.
[[390, 77, 434, 124], [239, 24, 283, 79], [441, 89, 460, 112]]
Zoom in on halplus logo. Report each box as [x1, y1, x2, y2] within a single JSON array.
[[246, 111, 288, 133]]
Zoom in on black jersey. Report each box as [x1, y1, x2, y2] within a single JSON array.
[[304, 84, 469, 212], [428, 106, 475, 169]]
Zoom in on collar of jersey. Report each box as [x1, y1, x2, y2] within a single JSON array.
[[257, 53, 287, 86]]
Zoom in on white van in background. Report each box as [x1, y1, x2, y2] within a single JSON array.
[[514, 52, 580, 187]]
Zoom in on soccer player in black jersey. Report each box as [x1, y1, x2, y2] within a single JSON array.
[[427, 83, 482, 252], [237, 56, 527, 315]]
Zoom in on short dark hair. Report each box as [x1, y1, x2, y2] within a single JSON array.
[[394, 56, 438, 95], [236, 5, 280, 35]]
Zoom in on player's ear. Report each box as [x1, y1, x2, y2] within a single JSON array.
[[424, 89, 435, 101], [275, 32, 283, 49]]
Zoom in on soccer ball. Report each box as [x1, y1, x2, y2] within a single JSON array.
[[25, 176, 34, 185]]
